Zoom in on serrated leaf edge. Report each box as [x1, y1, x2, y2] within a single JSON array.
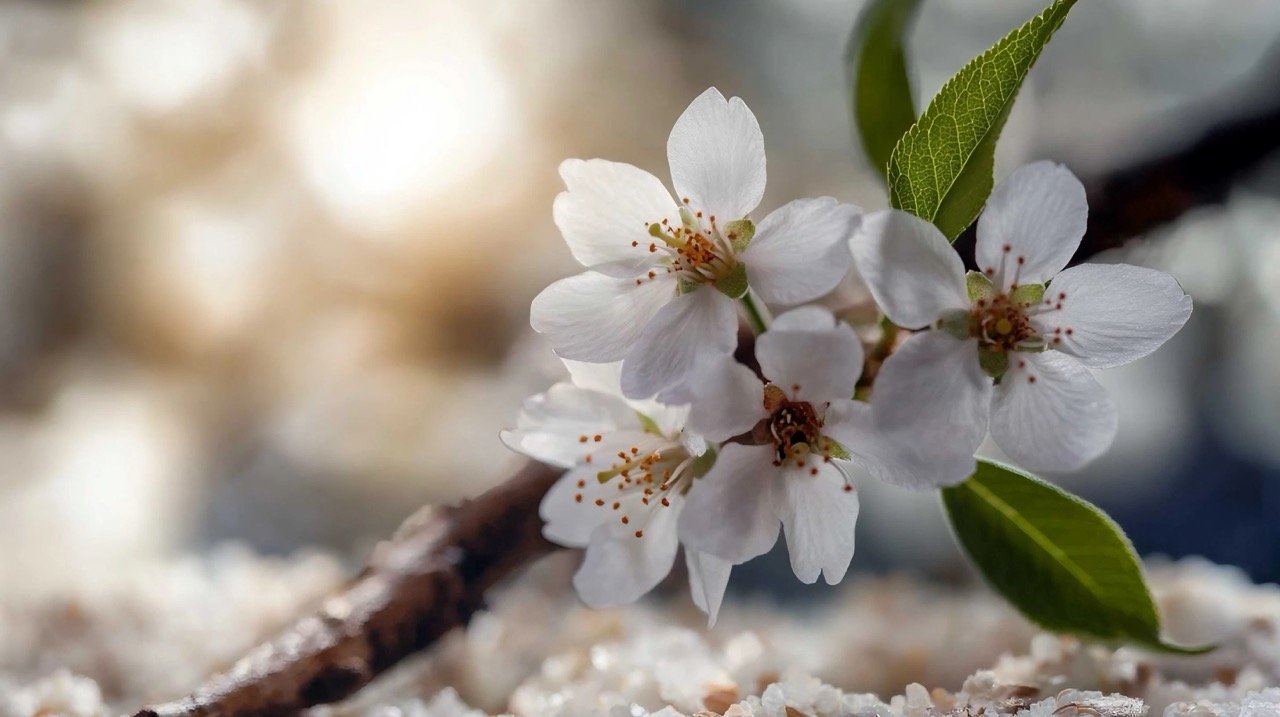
[[887, 0, 1076, 233]]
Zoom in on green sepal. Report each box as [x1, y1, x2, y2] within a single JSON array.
[[725, 219, 755, 253], [1017, 337, 1047, 353], [937, 309, 972, 340], [978, 347, 1009, 379], [713, 263, 749, 299], [689, 444, 718, 480], [967, 271, 996, 302], [1010, 282, 1046, 307], [820, 436, 852, 461], [636, 411, 664, 437], [677, 277, 701, 295]]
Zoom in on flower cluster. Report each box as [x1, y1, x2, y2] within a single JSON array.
[[503, 88, 1192, 622]]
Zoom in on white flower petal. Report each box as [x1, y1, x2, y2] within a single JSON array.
[[501, 384, 641, 468], [975, 161, 1087, 291], [562, 359, 623, 396], [539, 464, 614, 547], [850, 209, 968, 328], [537, 431, 674, 547], [756, 308, 864, 403], [678, 443, 780, 565], [768, 305, 835, 332], [554, 159, 678, 276], [686, 355, 767, 442], [632, 401, 691, 438], [620, 287, 738, 401], [685, 550, 732, 626], [667, 87, 766, 221], [742, 198, 859, 306], [680, 429, 708, 458], [824, 398, 977, 491], [991, 351, 1117, 473], [1031, 263, 1192, 369], [870, 331, 991, 456], [532, 271, 675, 363], [774, 464, 859, 585], [573, 504, 680, 608], [562, 359, 693, 438]]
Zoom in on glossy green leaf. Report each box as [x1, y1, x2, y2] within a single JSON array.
[[888, 0, 1075, 239], [846, 0, 922, 180], [942, 460, 1212, 654]]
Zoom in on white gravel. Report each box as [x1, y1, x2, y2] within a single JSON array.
[[2, 550, 1278, 717]]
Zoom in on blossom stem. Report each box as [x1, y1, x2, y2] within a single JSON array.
[[870, 315, 899, 361], [739, 291, 771, 335], [854, 315, 901, 400]]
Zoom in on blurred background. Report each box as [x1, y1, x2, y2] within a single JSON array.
[[0, 0, 1278, 600]]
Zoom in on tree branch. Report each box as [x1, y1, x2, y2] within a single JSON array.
[[135, 461, 560, 717], [954, 90, 1280, 266], [1073, 98, 1280, 262]]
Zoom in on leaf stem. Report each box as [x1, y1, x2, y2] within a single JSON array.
[[739, 291, 771, 335]]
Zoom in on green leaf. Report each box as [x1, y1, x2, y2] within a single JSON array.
[[846, 0, 923, 180], [887, 0, 1076, 240], [942, 460, 1212, 654]]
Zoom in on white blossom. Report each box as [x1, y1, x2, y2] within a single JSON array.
[[531, 87, 861, 402], [851, 161, 1193, 473], [676, 307, 978, 585], [501, 360, 731, 623]]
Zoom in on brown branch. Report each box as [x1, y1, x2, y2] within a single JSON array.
[[1072, 98, 1280, 263], [134, 461, 561, 717]]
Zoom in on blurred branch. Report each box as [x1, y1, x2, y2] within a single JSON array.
[[1071, 98, 1280, 263], [135, 461, 560, 717], [955, 50, 1280, 266]]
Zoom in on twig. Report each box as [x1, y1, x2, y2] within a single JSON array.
[[134, 461, 560, 717]]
